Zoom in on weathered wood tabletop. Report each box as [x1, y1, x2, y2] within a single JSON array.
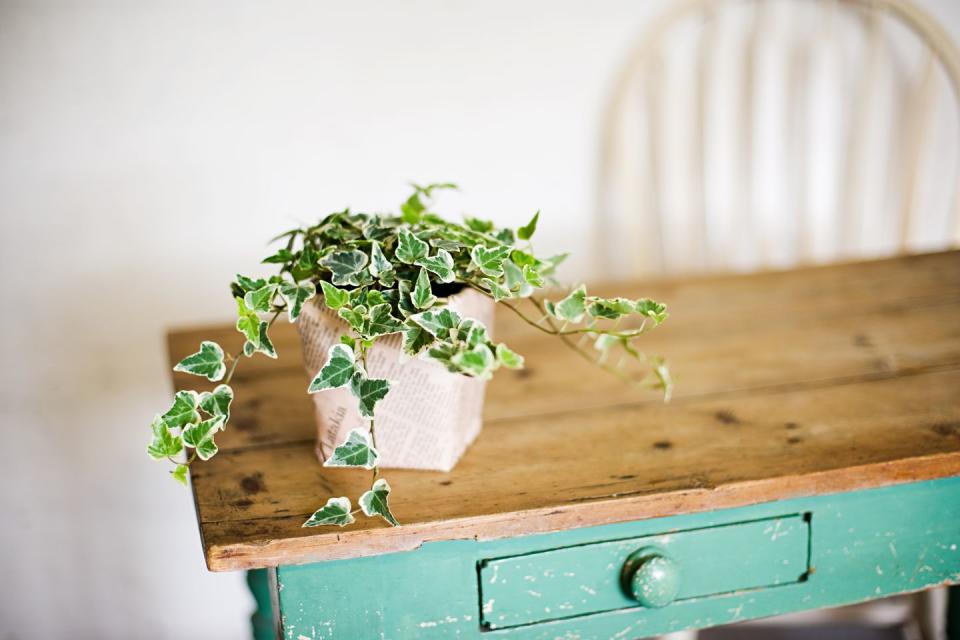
[[168, 251, 960, 572]]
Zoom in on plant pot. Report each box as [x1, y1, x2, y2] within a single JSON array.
[[296, 287, 494, 471]]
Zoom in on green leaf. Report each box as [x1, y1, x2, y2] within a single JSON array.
[[493, 228, 515, 245], [480, 277, 512, 301], [182, 416, 225, 460], [302, 496, 355, 528], [161, 391, 200, 428], [199, 384, 233, 420], [464, 217, 494, 233], [401, 322, 434, 356], [244, 283, 278, 312], [588, 297, 635, 320], [395, 229, 429, 264], [236, 274, 267, 292], [470, 244, 512, 277], [171, 464, 189, 485], [244, 321, 277, 359], [495, 343, 524, 369], [320, 281, 349, 310], [298, 243, 319, 271], [503, 259, 534, 298], [400, 192, 425, 225], [279, 280, 317, 321], [369, 241, 394, 277], [147, 415, 183, 460], [235, 297, 260, 344], [415, 249, 455, 283], [321, 250, 369, 286], [173, 341, 226, 382], [366, 303, 404, 337], [308, 344, 356, 392], [457, 318, 488, 348], [517, 210, 540, 241], [410, 308, 462, 338], [359, 478, 400, 526], [261, 248, 294, 264], [338, 305, 368, 334], [350, 371, 391, 418], [411, 267, 437, 310], [552, 285, 587, 322], [451, 343, 496, 378], [323, 428, 380, 469], [635, 298, 668, 324], [522, 264, 544, 288]]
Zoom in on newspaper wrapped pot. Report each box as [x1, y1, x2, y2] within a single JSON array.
[[296, 287, 494, 471]]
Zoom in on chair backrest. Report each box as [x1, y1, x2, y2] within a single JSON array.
[[595, 0, 960, 276]]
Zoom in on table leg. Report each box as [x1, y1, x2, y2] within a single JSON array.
[[247, 568, 274, 640], [948, 584, 960, 640]]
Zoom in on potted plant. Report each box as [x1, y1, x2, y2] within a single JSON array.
[[150, 183, 670, 529]]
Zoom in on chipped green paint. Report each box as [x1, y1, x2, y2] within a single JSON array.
[[479, 516, 808, 628], [273, 478, 960, 639]]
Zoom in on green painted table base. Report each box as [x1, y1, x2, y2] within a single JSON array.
[[250, 478, 960, 639]]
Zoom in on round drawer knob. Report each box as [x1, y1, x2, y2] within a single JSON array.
[[622, 548, 681, 608]]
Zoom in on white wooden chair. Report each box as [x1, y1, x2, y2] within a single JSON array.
[[595, 0, 960, 278], [594, 1, 960, 638]]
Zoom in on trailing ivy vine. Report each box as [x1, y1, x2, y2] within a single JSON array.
[[150, 183, 671, 528]]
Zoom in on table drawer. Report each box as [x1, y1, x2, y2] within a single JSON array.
[[478, 514, 811, 630]]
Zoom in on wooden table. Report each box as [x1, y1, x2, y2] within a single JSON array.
[[168, 251, 960, 640]]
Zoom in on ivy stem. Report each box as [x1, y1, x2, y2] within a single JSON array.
[[359, 345, 380, 481]]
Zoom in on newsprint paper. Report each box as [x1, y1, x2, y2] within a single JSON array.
[[296, 288, 494, 471]]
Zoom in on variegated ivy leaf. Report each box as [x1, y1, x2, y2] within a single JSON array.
[[298, 243, 319, 271], [470, 244, 512, 277], [171, 464, 189, 486], [323, 428, 380, 469], [244, 283, 278, 312], [395, 228, 429, 264], [308, 344, 356, 392], [415, 249, 455, 283], [243, 321, 277, 359], [495, 343, 524, 369], [464, 216, 494, 232], [493, 228, 515, 245], [302, 496, 355, 528], [199, 384, 233, 420], [396, 280, 417, 317], [359, 478, 400, 526], [321, 249, 368, 286], [162, 390, 200, 428], [147, 415, 183, 460], [451, 343, 496, 379], [320, 281, 349, 310], [338, 305, 367, 334], [236, 274, 267, 292], [480, 277, 512, 301], [182, 416, 225, 461], [540, 252, 569, 278], [401, 322, 434, 356], [411, 307, 462, 339], [517, 210, 540, 241], [235, 297, 260, 344], [350, 371, 391, 418], [503, 259, 534, 298], [552, 285, 587, 323], [369, 241, 393, 277], [635, 298, 668, 324], [279, 280, 317, 321], [522, 264, 544, 288], [411, 267, 437, 310], [457, 318, 488, 348], [366, 303, 404, 337], [588, 297, 635, 320], [173, 341, 226, 382]]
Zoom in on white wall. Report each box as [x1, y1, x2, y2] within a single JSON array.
[[1, 1, 958, 638]]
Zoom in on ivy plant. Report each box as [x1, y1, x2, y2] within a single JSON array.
[[150, 183, 671, 528]]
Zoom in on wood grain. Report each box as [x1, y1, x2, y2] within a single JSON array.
[[166, 251, 960, 571]]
